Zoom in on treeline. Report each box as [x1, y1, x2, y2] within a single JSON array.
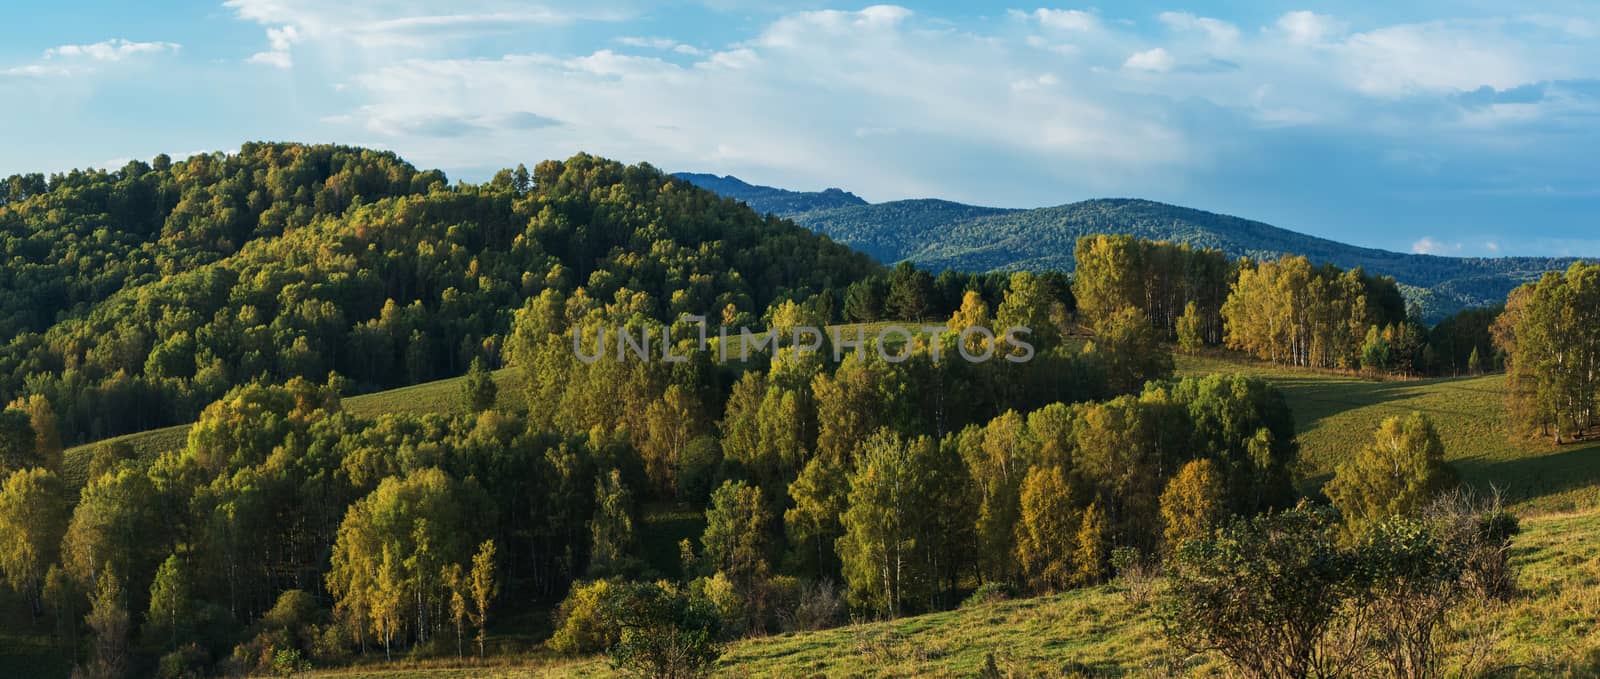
[[0, 146, 876, 445], [1071, 235, 1499, 377], [837, 261, 1073, 325], [1494, 261, 1600, 442]]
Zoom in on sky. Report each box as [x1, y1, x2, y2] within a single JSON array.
[[1, 2, 1597, 257]]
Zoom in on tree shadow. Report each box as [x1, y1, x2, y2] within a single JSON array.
[[1272, 375, 1500, 432], [1451, 441, 1600, 505]]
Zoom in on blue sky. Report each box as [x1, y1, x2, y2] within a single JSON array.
[[2, 2, 1597, 257]]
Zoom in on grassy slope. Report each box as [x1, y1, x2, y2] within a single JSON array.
[[1174, 352, 1600, 514], [58, 368, 528, 487]]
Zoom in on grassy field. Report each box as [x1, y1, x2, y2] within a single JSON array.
[[1175, 351, 1600, 515]]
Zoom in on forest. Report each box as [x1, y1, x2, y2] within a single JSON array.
[[0, 146, 1592, 678]]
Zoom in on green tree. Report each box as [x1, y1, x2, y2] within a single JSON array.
[[1361, 325, 1392, 374], [886, 262, 934, 321], [1175, 301, 1204, 354], [837, 431, 937, 617], [996, 272, 1063, 351], [325, 467, 489, 656], [469, 539, 498, 659], [1492, 262, 1600, 441], [590, 469, 637, 576], [462, 356, 497, 412], [371, 546, 406, 660], [701, 481, 772, 587], [642, 385, 704, 497], [1324, 413, 1458, 537], [0, 409, 38, 477], [785, 452, 850, 581], [443, 563, 467, 658], [86, 567, 130, 679], [0, 467, 69, 613], [6, 395, 61, 472], [1088, 307, 1173, 394], [843, 278, 886, 323], [62, 468, 160, 591], [145, 554, 191, 649]]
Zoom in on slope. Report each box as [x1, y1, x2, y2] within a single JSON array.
[[671, 172, 866, 215]]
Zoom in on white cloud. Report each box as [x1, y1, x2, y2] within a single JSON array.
[[248, 50, 294, 69], [45, 39, 181, 61], [338, 6, 1192, 201], [5, 38, 180, 77], [1159, 12, 1240, 46], [618, 36, 705, 56], [208, 3, 1598, 210], [1276, 11, 1344, 45], [1123, 47, 1175, 72], [222, 0, 630, 66], [1026, 9, 1099, 33], [1411, 236, 1463, 255]]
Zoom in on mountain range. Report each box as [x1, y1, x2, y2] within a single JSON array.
[[676, 173, 1582, 322]]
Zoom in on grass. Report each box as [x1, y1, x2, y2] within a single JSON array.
[[58, 368, 527, 487], [1175, 351, 1600, 515]]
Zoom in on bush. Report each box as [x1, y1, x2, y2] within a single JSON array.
[[549, 579, 622, 655], [783, 579, 844, 632], [1162, 505, 1358, 679], [271, 648, 311, 677], [1162, 501, 1519, 679], [606, 581, 724, 679], [962, 582, 1016, 608], [156, 644, 209, 679]]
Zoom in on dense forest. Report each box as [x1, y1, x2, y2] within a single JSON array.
[[0, 146, 1576, 679], [0, 146, 875, 445]]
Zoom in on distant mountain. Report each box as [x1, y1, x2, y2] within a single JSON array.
[[674, 172, 866, 215], [681, 175, 1585, 322]]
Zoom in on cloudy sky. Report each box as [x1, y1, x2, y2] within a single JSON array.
[[2, 1, 1597, 257]]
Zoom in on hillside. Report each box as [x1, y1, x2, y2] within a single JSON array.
[[0, 146, 877, 446], [675, 174, 1583, 321], [671, 172, 866, 215]]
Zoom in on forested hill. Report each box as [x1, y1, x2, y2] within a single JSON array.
[[677, 175, 1581, 321], [672, 172, 867, 215], [0, 145, 877, 445]]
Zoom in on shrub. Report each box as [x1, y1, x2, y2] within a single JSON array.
[[962, 582, 1017, 608], [783, 579, 844, 632], [156, 643, 209, 679], [606, 581, 724, 679], [549, 579, 621, 655], [1161, 505, 1360, 679], [1162, 501, 1519, 679]]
